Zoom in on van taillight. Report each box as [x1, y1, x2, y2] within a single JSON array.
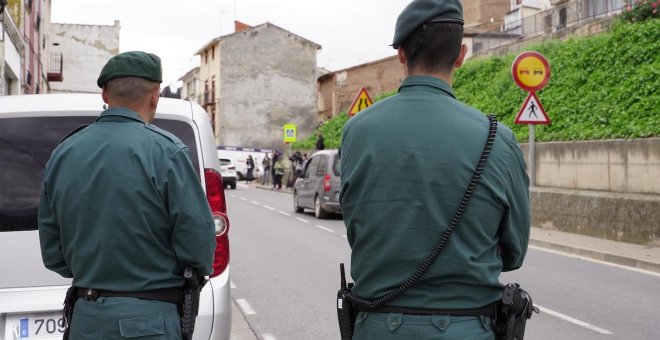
[[204, 169, 230, 278], [323, 174, 331, 192]]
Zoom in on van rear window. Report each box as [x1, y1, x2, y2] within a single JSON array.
[[0, 116, 198, 232]]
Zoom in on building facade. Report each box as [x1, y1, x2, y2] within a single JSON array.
[[179, 66, 202, 106], [49, 21, 119, 93], [196, 22, 320, 149], [1, 2, 24, 95]]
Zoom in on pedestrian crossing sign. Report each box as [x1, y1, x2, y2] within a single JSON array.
[[347, 87, 373, 116], [514, 92, 550, 125], [283, 124, 297, 143]]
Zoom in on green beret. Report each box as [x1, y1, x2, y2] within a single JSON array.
[[97, 51, 162, 88], [392, 0, 464, 48]]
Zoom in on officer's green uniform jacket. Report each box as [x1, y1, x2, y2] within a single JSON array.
[[340, 76, 530, 310], [38, 107, 216, 291]]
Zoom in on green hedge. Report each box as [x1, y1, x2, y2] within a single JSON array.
[[295, 18, 659, 148]]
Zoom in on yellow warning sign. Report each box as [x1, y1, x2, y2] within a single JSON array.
[[347, 87, 373, 116], [283, 124, 297, 143]]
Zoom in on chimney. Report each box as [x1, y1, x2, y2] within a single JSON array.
[[234, 20, 252, 32]]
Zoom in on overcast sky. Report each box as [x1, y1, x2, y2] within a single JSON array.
[[51, 0, 409, 87]]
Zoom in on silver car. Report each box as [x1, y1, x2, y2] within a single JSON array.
[[0, 94, 231, 340], [293, 149, 342, 219]]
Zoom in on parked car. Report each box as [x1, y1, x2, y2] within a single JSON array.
[[0, 94, 232, 340], [293, 149, 342, 219], [219, 158, 238, 189]]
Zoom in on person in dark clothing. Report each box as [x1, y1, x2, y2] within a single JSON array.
[[316, 131, 325, 150]]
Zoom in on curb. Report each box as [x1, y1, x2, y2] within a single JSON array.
[[529, 238, 660, 273]]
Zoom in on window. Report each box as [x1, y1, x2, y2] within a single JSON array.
[[332, 155, 341, 176], [306, 156, 320, 178], [316, 155, 327, 177], [0, 116, 199, 232], [212, 47, 215, 60]]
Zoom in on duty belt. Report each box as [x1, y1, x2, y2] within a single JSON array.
[[77, 287, 182, 305], [357, 302, 497, 318]]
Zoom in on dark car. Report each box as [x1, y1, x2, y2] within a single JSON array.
[[293, 149, 341, 219]]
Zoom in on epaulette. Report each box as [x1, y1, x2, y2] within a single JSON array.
[[145, 124, 186, 149], [58, 124, 89, 144]]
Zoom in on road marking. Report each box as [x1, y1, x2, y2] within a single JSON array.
[[315, 225, 335, 233], [250, 200, 261, 205], [341, 234, 347, 239], [296, 217, 310, 223], [239, 197, 248, 201], [529, 245, 660, 278], [264, 205, 275, 211], [229, 194, 237, 198], [236, 299, 256, 315], [278, 211, 291, 217], [230, 281, 236, 289], [537, 305, 613, 335], [262, 334, 277, 340]]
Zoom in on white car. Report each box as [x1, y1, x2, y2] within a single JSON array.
[[218, 158, 238, 190], [0, 94, 231, 340]]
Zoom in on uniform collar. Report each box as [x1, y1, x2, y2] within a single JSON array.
[[97, 107, 145, 123], [398, 75, 456, 99]]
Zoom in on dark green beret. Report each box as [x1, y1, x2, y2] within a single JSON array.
[[392, 0, 464, 48], [97, 51, 162, 88]]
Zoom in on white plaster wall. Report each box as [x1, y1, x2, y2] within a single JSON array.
[[49, 22, 119, 93]]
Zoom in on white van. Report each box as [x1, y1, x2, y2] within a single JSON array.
[[0, 94, 232, 340]]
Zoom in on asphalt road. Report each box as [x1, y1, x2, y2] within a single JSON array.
[[227, 185, 660, 340]]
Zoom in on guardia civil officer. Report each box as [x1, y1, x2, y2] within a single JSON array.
[[339, 0, 531, 338], [38, 51, 216, 339]]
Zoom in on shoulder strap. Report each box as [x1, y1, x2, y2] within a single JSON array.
[[347, 114, 498, 309]]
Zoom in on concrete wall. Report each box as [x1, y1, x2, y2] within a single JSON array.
[[523, 138, 660, 246], [49, 21, 120, 93], [522, 138, 660, 195], [218, 23, 319, 150]]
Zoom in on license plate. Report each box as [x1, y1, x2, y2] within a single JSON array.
[[5, 312, 65, 339]]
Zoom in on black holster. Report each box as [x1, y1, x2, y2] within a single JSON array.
[[179, 267, 207, 340], [336, 264, 356, 340], [62, 286, 77, 340], [493, 283, 539, 340]]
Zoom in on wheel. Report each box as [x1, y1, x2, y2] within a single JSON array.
[[314, 195, 329, 219], [293, 191, 304, 213], [230, 182, 236, 190]]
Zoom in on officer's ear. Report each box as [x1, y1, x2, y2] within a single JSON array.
[[454, 44, 468, 69]]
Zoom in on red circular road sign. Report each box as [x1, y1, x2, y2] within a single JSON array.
[[511, 51, 551, 92]]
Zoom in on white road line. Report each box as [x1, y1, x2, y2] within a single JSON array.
[[230, 281, 236, 289], [250, 200, 261, 205], [529, 245, 660, 278], [278, 211, 291, 217], [296, 217, 310, 223], [229, 194, 237, 198], [264, 205, 275, 210], [236, 299, 256, 315], [239, 197, 248, 201], [341, 234, 347, 239], [315, 225, 335, 233], [262, 334, 277, 340], [537, 305, 613, 335]]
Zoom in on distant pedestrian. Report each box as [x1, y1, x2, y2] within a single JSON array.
[[246, 155, 254, 183], [316, 131, 325, 150], [273, 157, 285, 190], [271, 152, 279, 189], [262, 153, 271, 185]]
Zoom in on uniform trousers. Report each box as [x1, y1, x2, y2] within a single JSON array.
[[70, 297, 181, 339], [353, 312, 495, 340]]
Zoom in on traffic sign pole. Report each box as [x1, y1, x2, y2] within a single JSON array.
[[529, 125, 535, 187]]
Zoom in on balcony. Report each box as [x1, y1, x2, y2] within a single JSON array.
[[47, 52, 63, 82]]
